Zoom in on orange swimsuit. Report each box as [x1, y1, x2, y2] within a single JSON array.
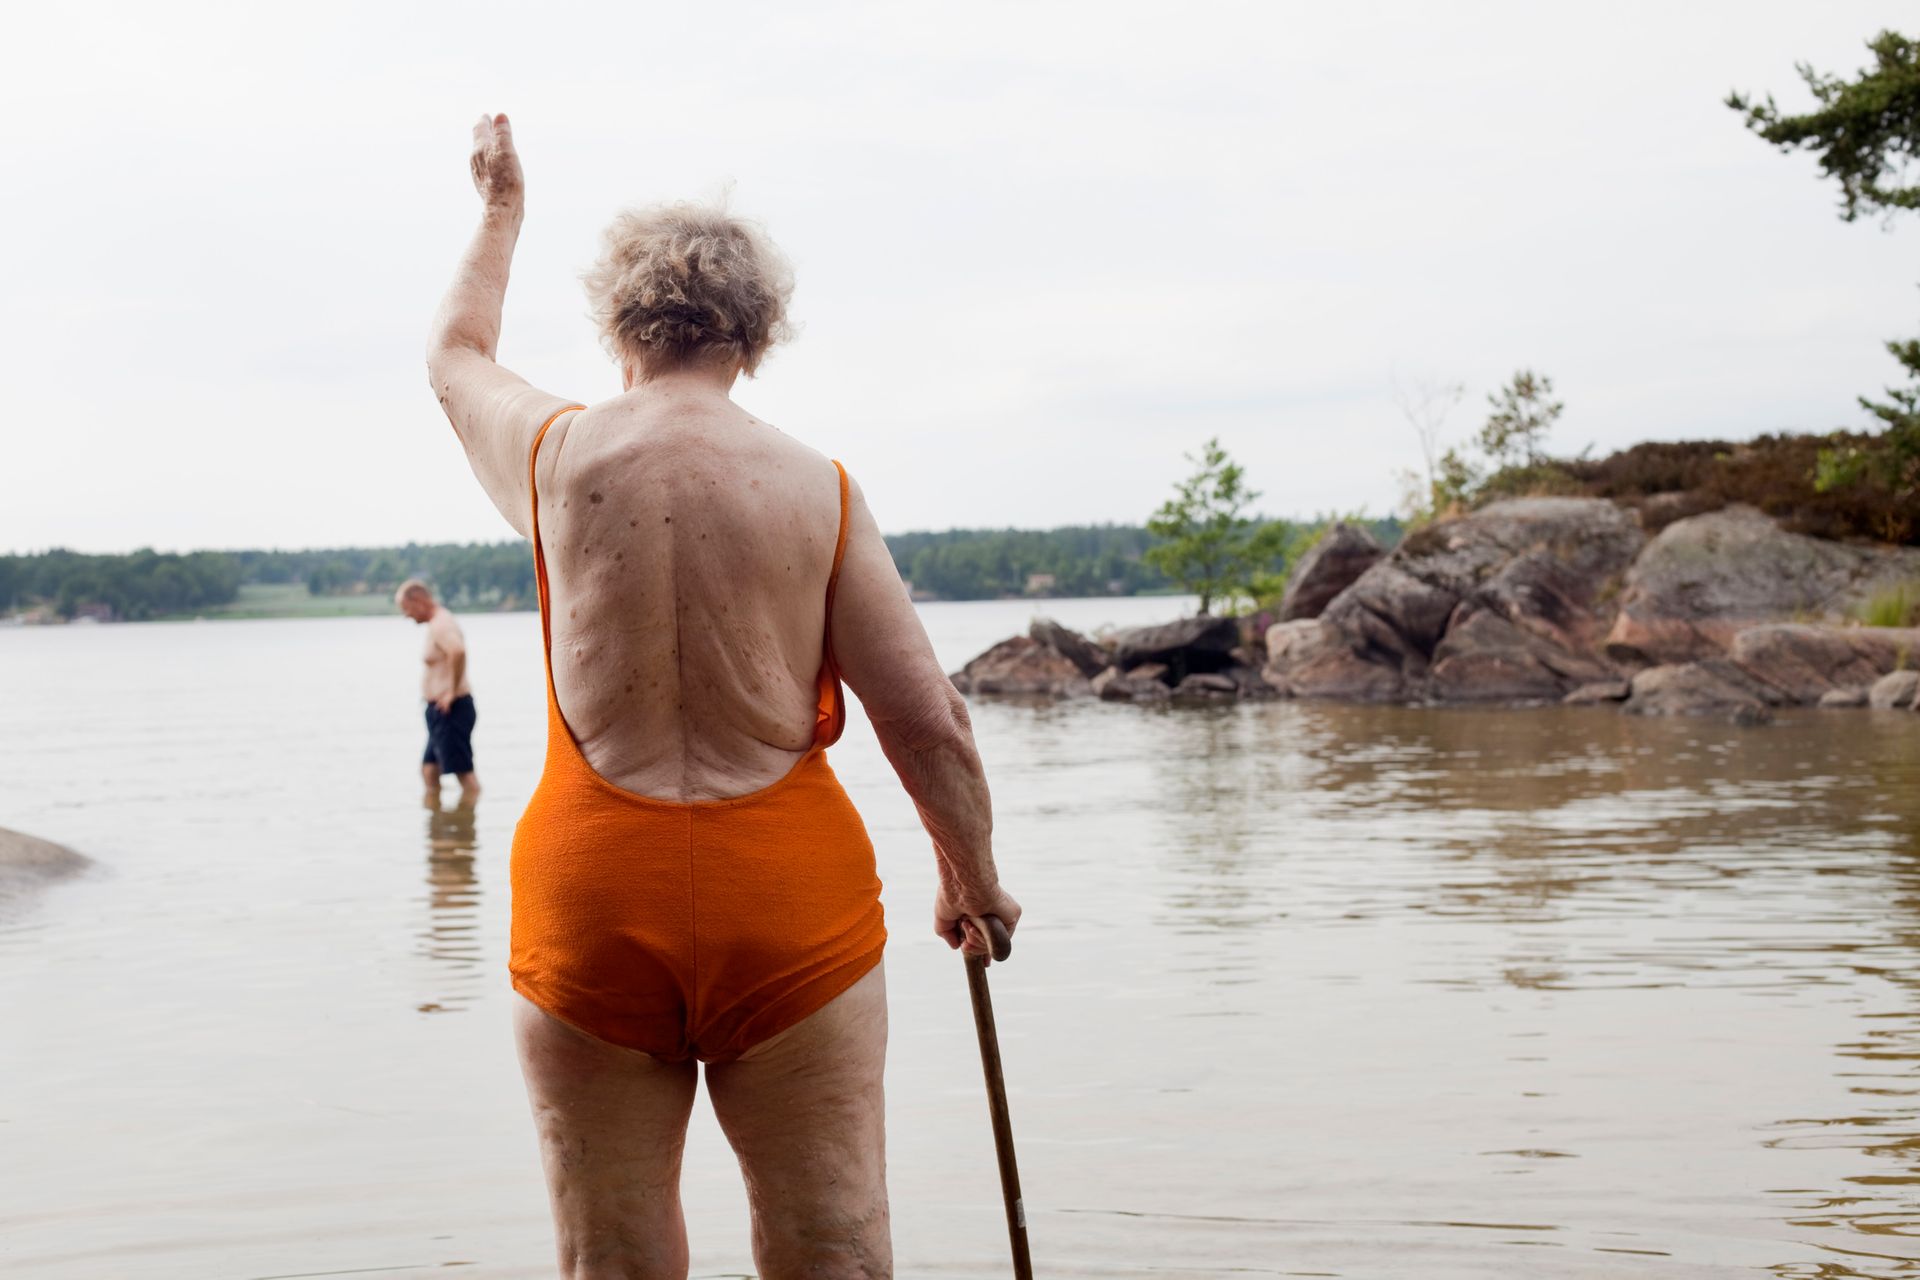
[[509, 408, 887, 1063]]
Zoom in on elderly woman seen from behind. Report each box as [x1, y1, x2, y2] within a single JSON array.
[[425, 112, 1020, 1278]]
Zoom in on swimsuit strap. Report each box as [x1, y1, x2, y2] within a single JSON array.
[[528, 404, 587, 666], [815, 460, 852, 746], [824, 460, 851, 651]]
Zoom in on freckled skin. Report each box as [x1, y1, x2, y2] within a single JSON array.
[[531, 388, 853, 800]]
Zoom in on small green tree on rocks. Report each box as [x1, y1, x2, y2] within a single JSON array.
[[1144, 438, 1288, 616], [1477, 369, 1563, 470]]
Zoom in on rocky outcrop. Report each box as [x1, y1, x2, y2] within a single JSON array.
[[1266, 498, 1644, 702], [950, 635, 1092, 698], [1279, 523, 1384, 621], [1870, 670, 1920, 710], [1622, 661, 1776, 724], [1604, 506, 1920, 666], [953, 499, 1920, 723], [953, 616, 1276, 704]]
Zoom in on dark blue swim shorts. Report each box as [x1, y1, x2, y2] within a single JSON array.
[[423, 695, 477, 776]]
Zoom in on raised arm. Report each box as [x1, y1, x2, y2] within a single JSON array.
[[828, 471, 1022, 958], [426, 113, 576, 538]]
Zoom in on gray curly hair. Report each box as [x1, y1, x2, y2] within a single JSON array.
[[582, 201, 795, 379]]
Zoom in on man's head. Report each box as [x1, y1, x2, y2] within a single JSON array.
[[395, 579, 436, 623]]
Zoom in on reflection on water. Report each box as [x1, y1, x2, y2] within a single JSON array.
[[1129, 703, 1920, 1275], [418, 798, 482, 1014], [4, 609, 1920, 1277]]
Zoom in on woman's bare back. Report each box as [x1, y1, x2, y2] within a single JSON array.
[[533, 392, 843, 801]]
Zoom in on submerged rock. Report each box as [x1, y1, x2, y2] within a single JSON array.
[[1622, 661, 1776, 724], [0, 827, 90, 904], [1279, 523, 1384, 621], [1604, 506, 1920, 665], [1171, 672, 1240, 702], [1094, 663, 1172, 702], [1563, 679, 1631, 705], [1869, 670, 1920, 710]]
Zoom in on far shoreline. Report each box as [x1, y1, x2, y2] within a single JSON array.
[[4, 591, 1193, 627]]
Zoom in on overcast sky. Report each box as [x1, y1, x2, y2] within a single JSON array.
[[3, 1, 1915, 553]]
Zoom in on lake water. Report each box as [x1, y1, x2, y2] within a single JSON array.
[[4, 599, 1920, 1279]]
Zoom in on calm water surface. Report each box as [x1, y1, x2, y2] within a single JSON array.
[[3, 599, 1920, 1278]]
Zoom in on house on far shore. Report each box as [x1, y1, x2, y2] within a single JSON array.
[[1024, 572, 1057, 597]]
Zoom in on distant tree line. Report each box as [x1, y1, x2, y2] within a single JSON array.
[[887, 525, 1176, 600], [0, 549, 243, 620], [12, 523, 1373, 620]]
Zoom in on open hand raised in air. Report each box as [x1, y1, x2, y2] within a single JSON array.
[[469, 112, 524, 211]]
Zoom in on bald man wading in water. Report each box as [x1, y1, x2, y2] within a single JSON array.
[[397, 579, 480, 804]]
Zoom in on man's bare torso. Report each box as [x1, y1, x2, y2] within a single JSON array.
[[422, 607, 472, 702], [533, 394, 843, 802]]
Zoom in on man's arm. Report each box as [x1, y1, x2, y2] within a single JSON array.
[[443, 614, 470, 706], [426, 113, 576, 539]]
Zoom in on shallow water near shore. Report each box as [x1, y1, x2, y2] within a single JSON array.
[[4, 598, 1920, 1278]]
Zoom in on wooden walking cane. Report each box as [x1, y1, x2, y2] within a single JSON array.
[[964, 914, 1033, 1279]]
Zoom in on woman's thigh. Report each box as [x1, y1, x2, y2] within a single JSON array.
[[513, 993, 700, 1276], [704, 961, 891, 1277]]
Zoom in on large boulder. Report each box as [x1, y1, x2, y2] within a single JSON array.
[[1278, 498, 1643, 702], [1870, 670, 1920, 710], [1726, 624, 1920, 703], [1604, 506, 1920, 665], [1280, 523, 1384, 621], [1027, 619, 1110, 678], [1261, 618, 1408, 701], [950, 635, 1092, 698], [1622, 661, 1776, 724], [1107, 614, 1240, 681]]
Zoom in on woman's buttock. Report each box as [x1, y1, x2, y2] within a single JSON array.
[[509, 752, 886, 1063]]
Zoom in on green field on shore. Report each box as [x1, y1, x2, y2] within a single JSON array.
[[168, 584, 407, 621]]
